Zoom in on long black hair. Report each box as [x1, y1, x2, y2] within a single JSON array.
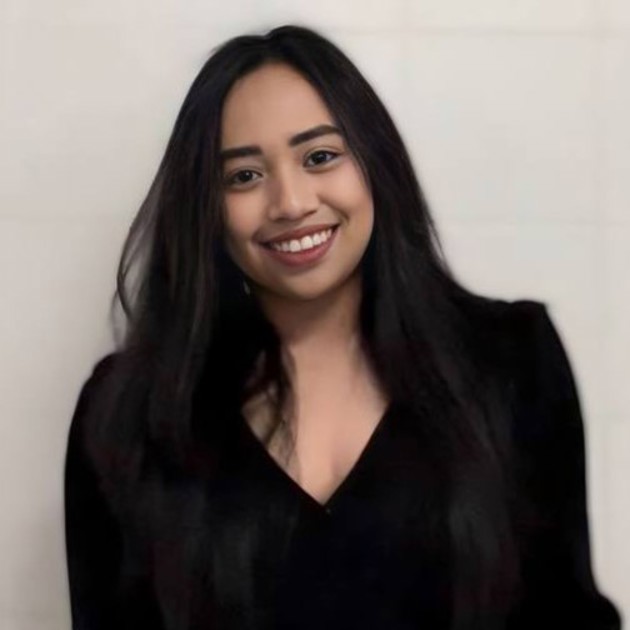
[[90, 24, 521, 630]]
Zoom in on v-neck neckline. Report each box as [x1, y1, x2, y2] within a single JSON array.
[[237, 401, 394, 512]]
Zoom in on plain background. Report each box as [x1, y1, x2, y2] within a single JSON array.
[[1, 1, 628, 628]]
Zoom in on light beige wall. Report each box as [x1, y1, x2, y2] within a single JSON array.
[[1, 1, 627, 627]]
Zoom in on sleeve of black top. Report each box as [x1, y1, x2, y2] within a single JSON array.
[[64, 355, 163, 630], [508, 302, 622, 629], [64, 355, 124, 630]]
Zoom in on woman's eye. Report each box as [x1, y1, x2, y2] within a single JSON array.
[[225, 170, 260, 187], [305, 150, 339, 167]]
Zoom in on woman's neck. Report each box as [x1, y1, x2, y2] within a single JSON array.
[[255, 270, 365, 379], [244, 270, 388, 438]]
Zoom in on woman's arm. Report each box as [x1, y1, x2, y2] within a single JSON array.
[[507, 301, 622, 629], [65, 357, 124, 629], [64, 356, 163, 630]]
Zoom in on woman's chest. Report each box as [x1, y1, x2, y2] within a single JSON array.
[[241, 387, 390, 507]]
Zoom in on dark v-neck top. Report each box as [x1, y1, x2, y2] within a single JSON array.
[[230, 401, 449, 629], [237, 401, 394, 514], [64, 299, 621, 630]]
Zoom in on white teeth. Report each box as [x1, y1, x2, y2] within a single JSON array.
[[270, 228, 335, 253]]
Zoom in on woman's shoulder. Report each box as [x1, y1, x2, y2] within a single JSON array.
[[461, 295, 580, 414], [68, 352, 120, 435], [459, 294, 556, 364], [461, 293, 549, 337], [468, 296, 589, 455], [66, 350, 149, 490], [479, 297, 573, 383]]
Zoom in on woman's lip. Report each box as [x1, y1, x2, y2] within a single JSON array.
[[259, 225, 338, 268], [261, 224, 339, 246]]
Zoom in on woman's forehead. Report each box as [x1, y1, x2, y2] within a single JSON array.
[[220, 64, 335, 147]]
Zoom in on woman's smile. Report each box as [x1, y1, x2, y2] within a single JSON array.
[[260, 224, 340, 268]]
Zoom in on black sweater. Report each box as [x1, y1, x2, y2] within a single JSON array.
[[64, 299, 622, 629]]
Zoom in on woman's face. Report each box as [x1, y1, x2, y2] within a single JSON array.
[[219, 62, 374, 302]]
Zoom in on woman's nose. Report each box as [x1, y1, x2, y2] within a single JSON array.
[[267, 166, 318, 220]]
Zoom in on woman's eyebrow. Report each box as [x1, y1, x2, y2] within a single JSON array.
[[288, 124, 342, 147], [219, 124, 342, 163]]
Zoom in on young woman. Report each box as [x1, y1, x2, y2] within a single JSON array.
[[64, 24, 621, 630]]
